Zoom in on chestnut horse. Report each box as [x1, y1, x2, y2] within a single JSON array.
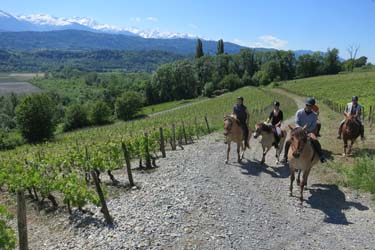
[[342, 113, 361, 156], [253, 122, 287, 165], [223, 115, 250, 164], [288, 125, 319, 205]]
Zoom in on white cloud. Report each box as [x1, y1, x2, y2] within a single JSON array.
[[188, 23, 198, 29], [146, 16, 158, 22], [252, 35, 288, 49], [232, 38, 250, 47], [130, 17, 141, 22]]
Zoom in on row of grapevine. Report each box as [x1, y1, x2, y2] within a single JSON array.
[[0, 87, 297, 248]]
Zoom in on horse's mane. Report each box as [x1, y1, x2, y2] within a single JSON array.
[[224, 114, 240, 125], [256, 122, 273, 133], [291, 127, 307, 140]]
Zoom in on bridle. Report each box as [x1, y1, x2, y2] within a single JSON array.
[[290, 127, 308, 159], [224, 116, 234, 136]]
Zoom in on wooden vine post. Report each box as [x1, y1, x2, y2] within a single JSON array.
[[182, 121, 188, 145], [85, 146, 113, 225], [121, 142, 135, 187], [204, 116, 210, 133], [171, 124, 176, 150], [159, 127, 166, 158], [144, 132, 152, 168], [17, 189, 28, 250]]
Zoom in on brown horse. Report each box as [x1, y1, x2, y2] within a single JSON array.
[[342, 113, 361, 156], [253, 122, 287, 164], [288, 125, 319, 205], [224, 115, 250, 164]]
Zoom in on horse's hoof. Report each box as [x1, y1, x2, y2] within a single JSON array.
[[225, 160, 228, 164], [238, 159, 242, 163], [289, 192, 292, 197], [342, 153, 346, 157]]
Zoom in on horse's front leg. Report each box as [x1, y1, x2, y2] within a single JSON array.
[[300, 168, 311, 205], [343, 138, 348, 156], [240, 141, 245, 160], [348, 140, 354, 155], [261, 146, 270, 165], [296, 169, 301, 186], [225, 141, 231, 164], [237, 142, 241, 163], [289, 165, 295, 196]]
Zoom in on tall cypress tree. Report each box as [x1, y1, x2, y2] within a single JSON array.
[[217, 39, 224, 55], [195, 39, 204, 59]]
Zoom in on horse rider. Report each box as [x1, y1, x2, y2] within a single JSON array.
[[337, 96, 364, 140], [310, 98, 321, 137], [233, 96, 250, 147], [266, 101, 283, 148], [282, 97, 326, 164]]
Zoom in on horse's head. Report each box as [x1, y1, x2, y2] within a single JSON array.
[[223, 115, 234, 136], [343, 113, 359, 135], [288, 125, 308, 159], [253, 122, 271, 139]]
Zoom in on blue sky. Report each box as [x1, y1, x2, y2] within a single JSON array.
[[2, 0, 375, 62]]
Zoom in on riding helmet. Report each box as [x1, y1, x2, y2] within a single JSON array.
[[237, 96, 244, 101], [305, 97, 315, 106], [352, 96, 358, 101], [273, 101, 280, 107]]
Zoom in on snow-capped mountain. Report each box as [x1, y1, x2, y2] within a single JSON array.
[[0, 10, 197, 39]]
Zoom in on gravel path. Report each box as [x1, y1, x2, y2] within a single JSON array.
[[24, 91, 375, 250]]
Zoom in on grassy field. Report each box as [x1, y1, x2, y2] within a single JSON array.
[[138, 97, 208, 116], [280, 70, 375, 108], [0, 73, 39, 83]]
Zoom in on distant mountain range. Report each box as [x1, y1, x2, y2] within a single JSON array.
[[0, 9, 324, 58], [0, 9, 196, 39]]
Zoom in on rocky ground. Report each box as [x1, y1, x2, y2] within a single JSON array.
[[10, 91, 375, 250]]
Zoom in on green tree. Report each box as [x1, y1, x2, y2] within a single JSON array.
[[219, 74, 241, 91], [323, 48, 341, 74], [217, 39, 224, 55], [63, 104, 89, 131], [354, 56, 367, 67], [89, 101, 112, 125], [15, 93, 56, 143], [195, 39, 204, 59], [115, 91, 144, 120]]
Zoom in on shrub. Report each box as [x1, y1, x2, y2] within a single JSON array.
[[0, 205, 16, 250], [203, 82, 215, 97], [63, 104, 89, 131], [0, 129, 24, 150], [15, 93, 56, 143], [115, 91, 144, 121], [89, 101, 112, 125]]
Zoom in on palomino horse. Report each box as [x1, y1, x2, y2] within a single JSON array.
[[253, 122, 286, 164], [342, 113, 361, 156], [288, 125, 319, 205], [223, 115, 250, 164]]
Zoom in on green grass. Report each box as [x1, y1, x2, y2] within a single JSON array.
[[281, 70, 375, 107], [1, 86, 297, 156], [138, 97, 208, 116], [0, 73, 39, 83]]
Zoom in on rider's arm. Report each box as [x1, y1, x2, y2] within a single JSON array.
[[246, 109, 250, 125], [344, 104, 349, 116], [267, 111, 273, 123], [276, 111, 283, 127], [294, 110, 301, 127]]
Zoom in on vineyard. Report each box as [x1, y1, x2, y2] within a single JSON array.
[[280, 70, 375, 119], [0, 87, 296, 248]]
